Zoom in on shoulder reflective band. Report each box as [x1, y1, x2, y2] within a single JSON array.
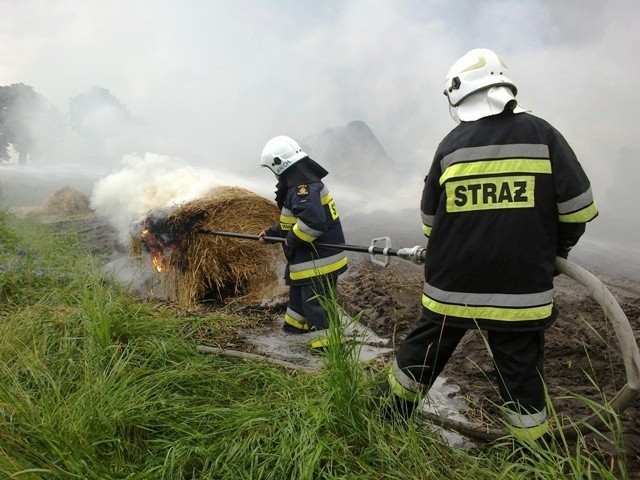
[[440, 158, 551, 185], [440, 144, 550, 171], [320, 188, 340, 220]]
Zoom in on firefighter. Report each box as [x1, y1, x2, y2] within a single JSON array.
[[258, 135, 348, 349], [383, 49, 598, 441]]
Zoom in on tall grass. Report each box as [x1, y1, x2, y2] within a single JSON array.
[[0, 213, 628, 479]]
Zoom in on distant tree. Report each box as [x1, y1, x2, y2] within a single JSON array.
[[68, 86, 132, 137], [0, 84, 150, 166], [68, 86, 149, 161], [0, 83, 64, 164]]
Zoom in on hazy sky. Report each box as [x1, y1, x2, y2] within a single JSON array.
[[1, 0, 639, 246]]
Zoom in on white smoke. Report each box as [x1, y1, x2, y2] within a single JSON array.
[[90, 152, 222, 244], [90, 151, 276, 296]]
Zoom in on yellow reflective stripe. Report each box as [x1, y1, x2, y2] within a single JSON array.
[[506, 406, 547, 428], [310, 336, 329, 349], [445, 176, 535, 213], [292, 223, 316, 242], [558, 202, 598, 223], [296, 219, 324, 239], [388, 370, 420, 403], [442, 144, 550, 169], [439, 159, 552, 185], [421, 212, 434, 225], [422, 223, 432, 237], [284, 314, 308, 331], [321, 192, 340, 220], [279, 213, 296, 231], [424, 282, 553, 307], [286, 307, 305, 322], [422, 294, 553, 321], [290, 253, 346, 274], [289, 256, 348, 281], [557, 187, 594, 214], [321, 192, 333, 205], [509, 420, 549, 442]]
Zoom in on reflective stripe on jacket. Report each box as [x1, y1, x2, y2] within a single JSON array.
[[266, 181, 348, 284], [420, 111, 597, 331]]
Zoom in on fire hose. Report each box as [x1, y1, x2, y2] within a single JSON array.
[[198, 230, 640, 441], [197, 230, 426, 267], [423, 257, 640, 442]]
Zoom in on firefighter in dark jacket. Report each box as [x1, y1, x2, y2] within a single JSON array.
[[259, 135, 348, 349], [384, 49, 598, 441]]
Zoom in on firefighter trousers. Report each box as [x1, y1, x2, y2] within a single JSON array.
[[394, 307, 546, 418], [283, 274, 339, 333]]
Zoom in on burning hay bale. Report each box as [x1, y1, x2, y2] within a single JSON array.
[[133, 186, 283, 306], [44, 186, 92, 216]]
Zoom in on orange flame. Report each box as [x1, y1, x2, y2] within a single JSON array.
[[150, 250, 165, 272], [135, 217, 179, 274], [139, 225, 170, 272]]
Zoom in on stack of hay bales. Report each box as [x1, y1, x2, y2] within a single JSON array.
[[148, 186, 283, 307], [43, 186, 92, 216]]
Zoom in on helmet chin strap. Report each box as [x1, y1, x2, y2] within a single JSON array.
[[451, 86, 528, 123], [449, 104, 462, 124]]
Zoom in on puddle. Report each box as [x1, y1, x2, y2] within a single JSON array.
[[241, 308, 476, 449], [242, 311, 395, 371], [420, 378, 476, 450]]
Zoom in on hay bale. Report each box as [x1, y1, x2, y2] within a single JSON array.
[[138, 186, 283, 307], [44, 186, 92, 215]]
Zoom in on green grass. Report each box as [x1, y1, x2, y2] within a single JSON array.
[[0, 212, 629, 479]]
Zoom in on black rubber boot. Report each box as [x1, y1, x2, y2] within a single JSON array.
[[282, 323, 307, 334]]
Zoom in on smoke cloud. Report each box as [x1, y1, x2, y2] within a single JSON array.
[[1, 0, 639, 254], [91, 153, 220, 244]]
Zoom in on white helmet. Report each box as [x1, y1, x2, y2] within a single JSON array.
[[444, 48, 525, 123], [260, 135, 307, 175]]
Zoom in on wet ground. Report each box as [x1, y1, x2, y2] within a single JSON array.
[[13, 210, 640, 473], [195, 294, 477, 451], [188, 253, 640, 470], [336, 257, 640, 473]]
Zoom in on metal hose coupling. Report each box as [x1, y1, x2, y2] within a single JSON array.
[[395, 246, 426, 264]]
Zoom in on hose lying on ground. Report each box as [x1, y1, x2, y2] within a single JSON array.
[[196, 258, 640, 442]]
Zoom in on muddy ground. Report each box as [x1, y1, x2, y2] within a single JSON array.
[[16, 211, 640, 474], [338, 257, 640, 474]]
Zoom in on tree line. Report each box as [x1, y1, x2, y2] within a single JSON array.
[[0, 83, 143, 165]]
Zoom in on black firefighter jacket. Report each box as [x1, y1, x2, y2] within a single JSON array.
[[420, 110, 598, 331], [266, 181, 348, 285]]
